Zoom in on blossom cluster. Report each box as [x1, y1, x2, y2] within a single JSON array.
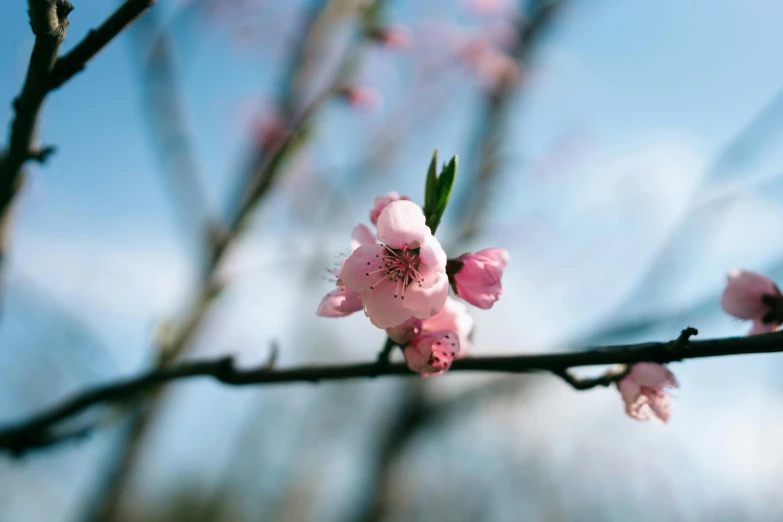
[[613, 268, 783, 424], [317, 192, 508, 376], [315, 186, 779, 424]]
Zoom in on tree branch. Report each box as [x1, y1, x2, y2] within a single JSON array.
[[0, 0, 155, 288], [49, 0, 157, 90], [4, 326, 783, 455], [1, 0, 73, 234]]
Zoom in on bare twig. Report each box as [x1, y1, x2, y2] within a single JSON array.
[[453, 0, 562, 243], [0, 0, 155, 284], [5, 325, 783, 455], [81, 3, 359, 520], [49, 0, 156, 90], [128, 5, 211, 255]]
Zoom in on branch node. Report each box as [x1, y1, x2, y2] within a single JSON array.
[[666, 326, 699, 361], [264, 342, 279, 370], [27, 145, 56, 163]]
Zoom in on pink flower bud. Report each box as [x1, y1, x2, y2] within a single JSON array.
[[422, 297, 474, 355], [386, 317, 423, 344], [404, 330, 460, 376], [617, 363, 678, 423], [374, 24, 413, 49], [720, 269, 782, 335], [369, 192, 410, 226], [338, 85, 382, 110], [457, 36, 520, 91], [252, 110, 289, 151], [448, 248, 509, 309]]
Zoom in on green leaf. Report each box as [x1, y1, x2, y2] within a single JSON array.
[[425, 154, 457, 234], [424, 149, 439, 216]]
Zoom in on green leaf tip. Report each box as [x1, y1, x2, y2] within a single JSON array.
[[423, 151, 458, 234]]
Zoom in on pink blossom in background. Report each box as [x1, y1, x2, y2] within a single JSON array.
[[372, 24, 413, 50], [449, 248, 509, 309], [386, 317, 423, 344], [370, 192, 410, 226], [457, 36, 520, 91], [617, 363, 678, 423], [422, 296, 474, 355], [338, 85, 382, 110], [341, 200, 449, 329], [316, 225, 376, 318], [486, 19, 519, 50], [404, 330, 460, 376], [463, 0, 514, 16], [252, 111, 288, 151], [720, 269, 782, 335]]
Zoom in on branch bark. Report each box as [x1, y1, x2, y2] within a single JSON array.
[[5, 326, 783, 455], [0, 0, 155, 284]]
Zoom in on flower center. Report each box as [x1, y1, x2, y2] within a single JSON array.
[[761, 292, 783, 325], [364, 244, 424, 299]]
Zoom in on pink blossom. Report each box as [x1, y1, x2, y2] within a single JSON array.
[[341, 200, 449, 329], [449, 248, 509, 309], [252, 111, 288, 151], [338, 85, 382, 110], [465, 0, 514, 15], [372, 24, 413, 49], [317, 224, 375, 318], [404, 330, 460, 376], [422, 296, 474, 355], [370, 192, 410, 226], [386, 317, 423, 344], [617, 363, 678, 423], [720, 269, 782, 335], [458, 37, 520, 91]]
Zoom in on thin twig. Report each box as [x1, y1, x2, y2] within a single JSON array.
[[5, 325, 783, 455], [0, 0, 155, 282], [453, 0, 562, 243], [49, 0, 157, 90]]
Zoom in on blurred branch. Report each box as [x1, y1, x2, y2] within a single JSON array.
[[81, 3, 372, 520], [354, 4, 565, 519], [0, 0, 154, 284], [453, 0, 562, 243], [49, 0, 156, 89], [9, 325, 783, 454], [129, 6, 212, 253]]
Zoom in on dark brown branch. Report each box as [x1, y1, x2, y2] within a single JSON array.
[[1, 0, 72, 232], [5, 326, 783, 455], [453, 0, 562, 243], [553, 326, 697, 389], [0, 0, 155, 283], [49, 0, 157, 90]]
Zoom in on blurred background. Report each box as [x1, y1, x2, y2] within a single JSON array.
[[2, 0, 783, 520]]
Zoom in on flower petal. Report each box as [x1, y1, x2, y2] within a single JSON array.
[[340, 244, 386, 293], [316, 288, 362, 317], [376, 200, 429, 248], [404, 330, 460, 376], [452, 248, 509, 309], [351, 224, 376, 251], [720, 269, 778, 320], [629, 363, 677, 388], [643, 387, 671, 423], [403, 271, 449, 320], [386, 317, 422, 344], [418, 234, 447, 268], [422, 296, 474, 355], [370, 192, 409, 225], [362, 280, 417, 329]]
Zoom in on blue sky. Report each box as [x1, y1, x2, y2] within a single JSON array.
[[4, 0, 783, 520]]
